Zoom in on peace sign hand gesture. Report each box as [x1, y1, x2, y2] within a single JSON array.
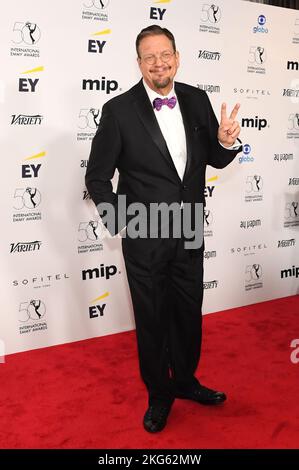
[[217, 103, 241, 148]]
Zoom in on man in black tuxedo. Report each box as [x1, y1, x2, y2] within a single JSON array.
[[86, 25, 242, 433]]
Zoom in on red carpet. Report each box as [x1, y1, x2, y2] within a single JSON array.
[[1, 295, 298, 449]]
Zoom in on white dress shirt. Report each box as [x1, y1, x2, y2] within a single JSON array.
[[143, 79, 187, 181]]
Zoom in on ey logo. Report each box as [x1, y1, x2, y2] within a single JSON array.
[[204, 175, 218, 198], [21, 151, 46, 179], [150, 0, 172, 21], [88, 28, 111, 53], [89, 292, 110, 318], [19, 66, 44, 92]]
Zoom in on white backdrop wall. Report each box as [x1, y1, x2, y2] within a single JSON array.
[[0, 0, 298, 355]]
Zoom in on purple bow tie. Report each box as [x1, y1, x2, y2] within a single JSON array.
[[153, 96, 177, 111]]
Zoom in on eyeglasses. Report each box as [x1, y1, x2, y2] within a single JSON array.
[[141, 51, 175, 65]]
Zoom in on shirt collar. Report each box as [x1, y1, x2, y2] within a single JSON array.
[[142, 79, 176, 104]]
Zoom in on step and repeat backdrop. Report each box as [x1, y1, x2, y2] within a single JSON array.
[[0, 0, 298, 355]]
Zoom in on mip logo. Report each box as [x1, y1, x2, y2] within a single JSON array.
[[239, 144, 254, 164], [13, 187, 41, 210], [150, 0, 172, 21], [88, 28, 111, 54], [89, 292, 110, 319], [82, 76, 119, 94], [21, 151, 45, 179], [83, 0, 109, 9], [18, 300, 46, 322], [201, 4, 221, 23], [242, 116, 268, 131], [19, 66, 43, 92], [78, 108, 100, 129], [12, 21, 41, 45], [253, 15, 268, 34]]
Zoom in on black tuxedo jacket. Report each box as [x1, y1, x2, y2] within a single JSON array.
[[85, 80, 242, 237]]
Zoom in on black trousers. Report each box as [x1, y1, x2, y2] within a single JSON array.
[[122, 235, 204, 405]]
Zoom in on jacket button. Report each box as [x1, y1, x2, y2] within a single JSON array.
[[183, 185, 188, 191]]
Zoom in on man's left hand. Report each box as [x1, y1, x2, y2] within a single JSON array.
[[218, 103, 241, 148]]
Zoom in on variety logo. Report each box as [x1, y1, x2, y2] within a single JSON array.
[[253, 15, 268, 34], [88, 28, 111, 53], [197, 84, 220, 94], [10, 240, 42, 254], [11, 114, 43, 126], [89, 292, 110, 319], [239, 144, 254, 164], [199, 4, 221, 34], [289, 177, 299, 186], [203, 280, 218, 290], [281, 265, 299, 279], [240, 219, 261, 229], [198, 50, 221, 61], [82, 76, 119, 94], [82, 264, 119, 281], [241, 116, 268, 131], [278, 239, 296, 248], [18, 66, 43, 93], [283, 88, 299, 99], [245, 264, 263, 291]]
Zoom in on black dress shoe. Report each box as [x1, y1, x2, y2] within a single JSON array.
[[143, 402, 172, 433], [175, 383, 226, 405]]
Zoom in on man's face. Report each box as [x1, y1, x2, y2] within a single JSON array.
[[137, 34, 179, 93]]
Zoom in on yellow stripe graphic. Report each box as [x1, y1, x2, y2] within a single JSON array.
[[24, 151, 46, 161], [22, 66, 44, 74], [154, 0, 171, 3], [206, 176, 219, 183], [92, 29, 111, 36], [91, 292, 110, 303]]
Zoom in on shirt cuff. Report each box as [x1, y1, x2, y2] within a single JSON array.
[[218, 138, 242, 151]]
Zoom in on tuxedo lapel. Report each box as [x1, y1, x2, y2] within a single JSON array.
[[132, 81, 181, 180], [175, 84, 194, 182]]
